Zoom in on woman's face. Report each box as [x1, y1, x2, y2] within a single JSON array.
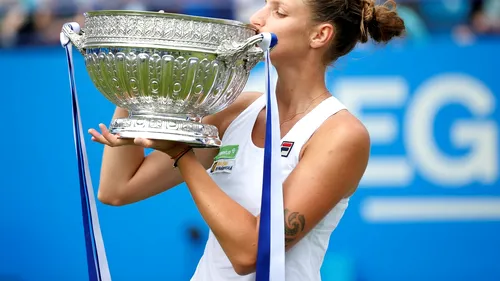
[[250, 0, 319, 65]]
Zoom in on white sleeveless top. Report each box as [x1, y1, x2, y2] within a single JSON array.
[[190, 94, 350, 281]]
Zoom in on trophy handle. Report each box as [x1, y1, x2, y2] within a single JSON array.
[[216, 33, 275, 71], [61, 22, 86, 55]]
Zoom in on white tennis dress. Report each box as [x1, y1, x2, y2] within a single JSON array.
[[190, 94, 350, 281]]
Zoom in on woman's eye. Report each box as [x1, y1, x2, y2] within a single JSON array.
[[274, 10, 286, 17]]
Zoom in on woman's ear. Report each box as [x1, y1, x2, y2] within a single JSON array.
[[310, 23, 335, 49]]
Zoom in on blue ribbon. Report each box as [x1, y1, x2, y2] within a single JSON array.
[[256, 33, 285, 281], [61, 23, 112, 281], [256, 51, 272, 280], [64, 44, 100, 281]]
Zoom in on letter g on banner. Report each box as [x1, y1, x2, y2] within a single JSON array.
[[405, 73, 498, 187]]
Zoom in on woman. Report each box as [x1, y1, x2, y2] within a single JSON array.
[[89, 0, 405, 280]]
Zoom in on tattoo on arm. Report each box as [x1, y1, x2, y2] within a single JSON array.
[[284, 208, 306, 247]]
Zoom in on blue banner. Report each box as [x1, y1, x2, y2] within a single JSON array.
[[0, 39, 498, 281]]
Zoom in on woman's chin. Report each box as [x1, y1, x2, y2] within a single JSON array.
[[269, 51, 291, 66]]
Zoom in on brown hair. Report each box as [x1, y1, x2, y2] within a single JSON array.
[[306, 0, 406, 63]]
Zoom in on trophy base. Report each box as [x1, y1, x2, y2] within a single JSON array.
[[109, 115, 222, 148]]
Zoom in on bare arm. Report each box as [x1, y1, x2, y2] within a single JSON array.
[[91, 92, 263, 206], [173, 111, 370, 275], [93, 107, 217, 206]]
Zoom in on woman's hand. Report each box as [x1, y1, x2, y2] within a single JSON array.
[[88, 123, 135, 147], [88, 123, 188, 157], [132, 137, 189, 158]]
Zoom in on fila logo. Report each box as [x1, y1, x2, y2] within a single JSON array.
[[281, 141, 295, 157]]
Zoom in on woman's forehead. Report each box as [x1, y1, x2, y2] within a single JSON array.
[[266, 0, 306, 9]]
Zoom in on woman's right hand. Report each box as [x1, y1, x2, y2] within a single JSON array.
[[88, 123, 136, 147]]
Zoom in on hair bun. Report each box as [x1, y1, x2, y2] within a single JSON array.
[[362, 0, 375, 23], [360, 0, 405, 44]]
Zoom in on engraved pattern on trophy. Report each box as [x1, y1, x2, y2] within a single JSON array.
[[192, 58, 217, 107], [62, 10, 268, 147], [172, 55, 188, 103], [114, 51, 134, 105], [84, 49, 236, 114], [147, 53, 165, 104], [109, 118, 219, 138], [83, 13, 256, 51], [222, 65, 250, 109], [158, 54, 175, 106], [85, 51, 123, 106], [203, 64, 230, 111]]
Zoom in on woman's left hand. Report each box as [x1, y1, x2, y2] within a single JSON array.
[[132, 137, 190, 158]]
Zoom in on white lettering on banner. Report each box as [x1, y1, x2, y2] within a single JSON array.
[[335, 78, 408, 144], [244, 70, 499, 188], [334, 78, 414, 187], [405, 73, 498, 186], [334, 74, 498, 188], [361, 197, 500, 222]]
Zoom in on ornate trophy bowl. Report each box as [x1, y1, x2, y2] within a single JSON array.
[[61, 10, 267, 148]]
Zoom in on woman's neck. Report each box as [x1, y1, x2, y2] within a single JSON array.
[[274, 60, 330, 117]]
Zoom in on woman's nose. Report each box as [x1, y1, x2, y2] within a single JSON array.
[[250, 9, 266, 30]]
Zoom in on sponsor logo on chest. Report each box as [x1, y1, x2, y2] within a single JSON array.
[[210, 145, 239, 174], [281, 141, 295, 157]]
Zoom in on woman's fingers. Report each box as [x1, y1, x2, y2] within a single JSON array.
[[88, 127, 112, 146], [133, 138, 180, 154], [88, 124, 134, 147], [89, 123, 180, 149], [134, 137, 155, 148], [98, 124, 119, 144]]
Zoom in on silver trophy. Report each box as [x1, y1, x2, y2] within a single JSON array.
[[61, 10, 268, 148]]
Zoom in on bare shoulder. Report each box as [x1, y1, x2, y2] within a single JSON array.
[[203, 91, 263, 137], [314, 110, 370, 149], [306, 109, 369, 148], [302, 109, 371, 187]]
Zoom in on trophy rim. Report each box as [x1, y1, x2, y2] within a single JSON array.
[[83, 10, 257, 31]]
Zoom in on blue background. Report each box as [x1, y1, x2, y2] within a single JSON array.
[[0, 38, 498, 281]]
